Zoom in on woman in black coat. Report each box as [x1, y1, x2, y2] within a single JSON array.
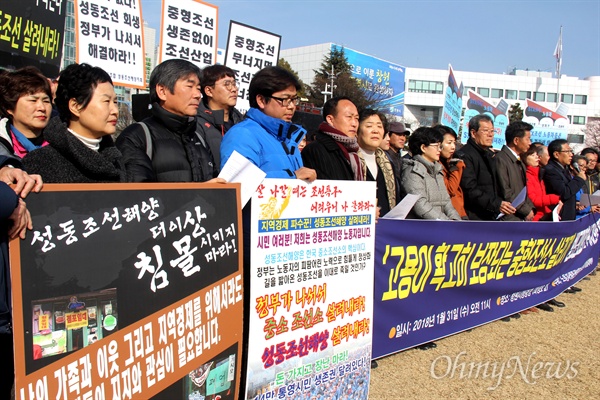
[[23, 63, 126, 183]]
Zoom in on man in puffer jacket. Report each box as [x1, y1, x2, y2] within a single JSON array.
[[117, 59, 222, 183]]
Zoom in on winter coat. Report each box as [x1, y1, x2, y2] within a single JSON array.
[[526, 165, 560, 221], [440, 158, 467, 218], [116, 103, 217, 182], [0, 155, 19, 333], [457, 138, 502, 220], [0, 118, 47, 159], [543, 159, 585, 221], [494, 145, 534, 221], [302, 129, 354, 181], [23, 117, 126, 183], [401, 155, 461, 220], [195, 102, 243, 169], [220, 108, 305, 178]]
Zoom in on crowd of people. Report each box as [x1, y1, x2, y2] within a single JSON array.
[[0, 60, 598, 395]]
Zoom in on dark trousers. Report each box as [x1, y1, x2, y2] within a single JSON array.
[[0, 333, 14, 398]]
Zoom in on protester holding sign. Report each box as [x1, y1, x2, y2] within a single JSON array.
[[543, 139, 586, 221], [220, 66, 316, 181], [117, 59, 222, 183], [23, 64, 126, 183], [0, 67, 52, 158]]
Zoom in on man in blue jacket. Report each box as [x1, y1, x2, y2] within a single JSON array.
[[220, 66, 316, 181]]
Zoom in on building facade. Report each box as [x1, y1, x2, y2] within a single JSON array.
[[281, 43, 599, 142]]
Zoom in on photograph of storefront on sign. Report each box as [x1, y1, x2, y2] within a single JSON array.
[[31, 288, 118, 360]]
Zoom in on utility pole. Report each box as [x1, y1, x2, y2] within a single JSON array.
[[321, 66, 341, 104]]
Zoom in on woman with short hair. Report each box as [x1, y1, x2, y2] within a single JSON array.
[[401, 127, 460, 220], [356, 109, 397, 216], [0, 66, 52, 158], [23, 63, 126, 183]]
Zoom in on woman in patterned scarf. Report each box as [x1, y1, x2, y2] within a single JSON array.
[[356, 109, 397, 216]]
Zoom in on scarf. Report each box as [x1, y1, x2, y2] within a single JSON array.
[[358, 148, 397, 209], [318, 121, 364, 181], [11, 124, 48, 158]]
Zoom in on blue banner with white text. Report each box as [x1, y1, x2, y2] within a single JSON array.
[[373, 215, 599, 359]]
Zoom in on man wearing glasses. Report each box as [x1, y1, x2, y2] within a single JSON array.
[[220, 66, 316, 181], [580, 147, 600, 194], [494, 121, 535, 221], [458, 114, 516, 220], [543, 139, 586, 221], [196, 65, 244, 170]]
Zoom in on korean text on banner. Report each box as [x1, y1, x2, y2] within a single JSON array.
[[245, 179, 376, 400], [441, 64, 463, 134], [0, 0, 66, 76], [75, 0, 146, 88], [224, 21, 281, 114], [373, 216, 599, 359], [11, 183, 243, 399], [461, 90, 509, 150], [159, 0, 218, 69]]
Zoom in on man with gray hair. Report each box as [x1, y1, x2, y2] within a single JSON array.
[[117, 59, 221, 183]]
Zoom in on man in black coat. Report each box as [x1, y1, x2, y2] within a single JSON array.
[[196, 65, 244, 169], [457, 114, 516, 220], [117, 59, 222, 183], [301, 97, 362, 181], [494, 121, 535, 221], [543, 139, 586, 221]]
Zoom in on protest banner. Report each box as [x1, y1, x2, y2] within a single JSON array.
[[332, 45, 406, 117], [0, 0, 66, 77], [11, 183, 243, 399], [224, 21, 281, 114], [372, 216, 599, 359], [523, 99, 569, 145], [245, 179, 376, 400], [460, 90, 509, 149], [75, 0, 146, 88], [158, 0, 218, 69], [441, 64, 463, 134]]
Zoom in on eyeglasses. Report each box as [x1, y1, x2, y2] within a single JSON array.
[[216, 80, 239, 89], [427, 143, 443, 150], [558, 149, 574, 153], [269, 95, 301, 107]]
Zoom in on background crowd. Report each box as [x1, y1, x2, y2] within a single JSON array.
[[0, 61, 598, 396]]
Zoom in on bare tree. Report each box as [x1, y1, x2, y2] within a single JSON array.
[[113, 103, 135, 139]]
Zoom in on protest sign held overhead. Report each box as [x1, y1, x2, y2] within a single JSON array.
[[159, 0, 218, 69], [441, 64, 463, 134], [0, 0, 66, 77], [224, 21, 281, 114], [523, 99, 569, 145], [75, 0, 146, 88]]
